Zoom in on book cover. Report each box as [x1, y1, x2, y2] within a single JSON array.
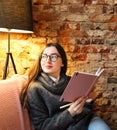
[[59, 67, 104, 102]]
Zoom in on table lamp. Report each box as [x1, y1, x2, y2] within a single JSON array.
[[0, 0, 33, 79]]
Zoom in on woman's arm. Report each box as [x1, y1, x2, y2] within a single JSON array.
[[27, 87, 74, 130]]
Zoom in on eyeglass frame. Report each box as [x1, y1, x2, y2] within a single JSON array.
[[41, 53, 61, 62]]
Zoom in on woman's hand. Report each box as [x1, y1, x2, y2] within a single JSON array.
[[67, 96, 87, 117]]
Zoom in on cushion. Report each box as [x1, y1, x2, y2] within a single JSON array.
[[0, 75, 33, 130]]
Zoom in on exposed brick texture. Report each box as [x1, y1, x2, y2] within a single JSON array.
[[0, 0, 117, 129]]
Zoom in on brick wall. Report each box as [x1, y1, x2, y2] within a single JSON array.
[[0, 0, 117, 129]]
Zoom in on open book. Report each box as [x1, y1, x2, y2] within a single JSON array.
[[59, 67, 104, 102]]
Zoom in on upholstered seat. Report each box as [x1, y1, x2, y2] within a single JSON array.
[[0, 75, 33, 130]]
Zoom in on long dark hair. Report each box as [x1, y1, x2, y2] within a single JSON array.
[[20, 43, 67, 107]]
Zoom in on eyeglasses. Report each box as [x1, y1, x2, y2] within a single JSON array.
[[41, 54, 61, 62]]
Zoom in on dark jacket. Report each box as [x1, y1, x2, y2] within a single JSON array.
[[27, 72, 93, 130]]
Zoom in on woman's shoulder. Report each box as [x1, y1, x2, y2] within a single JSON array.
[[28, 81, 43, 92]]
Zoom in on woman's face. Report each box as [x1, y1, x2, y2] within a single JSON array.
[[40, 46, 64, 78]]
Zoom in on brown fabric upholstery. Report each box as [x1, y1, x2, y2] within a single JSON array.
[[0, 75, 34, 130]]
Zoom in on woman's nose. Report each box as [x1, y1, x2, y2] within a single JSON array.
[[46, 56, 51, 62]]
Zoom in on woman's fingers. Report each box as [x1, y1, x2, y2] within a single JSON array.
[[73, 97, 86, 112], [68, 96, 87, 117], [73, 96, 85, 106]]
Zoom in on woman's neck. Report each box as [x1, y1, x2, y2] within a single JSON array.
[[49, 75, 60, 82]]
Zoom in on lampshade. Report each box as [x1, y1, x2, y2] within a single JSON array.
[[0, 0, 33, 33], [0, 0, 33, 79]]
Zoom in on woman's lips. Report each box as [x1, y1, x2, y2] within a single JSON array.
[[45, 65, 53, 69]]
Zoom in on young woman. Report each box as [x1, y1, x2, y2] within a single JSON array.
[[21, 43, 110, 130]]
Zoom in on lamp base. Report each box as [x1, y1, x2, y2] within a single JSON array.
[[3, 52, 17, 79]]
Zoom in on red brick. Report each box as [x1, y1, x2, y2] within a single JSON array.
[[84, 0, 92, 5], [58, 23, 72, 37], [69, 5, 84, 13], [37, 13, 60, 21], [76, 38, 90, 45], [92, 37, 104, 44], [81, 46, 98, 53], [71, 53, 87, 61], [63, 0, 84, 4], [72, 45, 80, 53], [73, 30, 88, 37], [90, 14, 112, 23], [109, 14, 117, 22]]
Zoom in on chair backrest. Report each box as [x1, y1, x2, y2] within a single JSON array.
[[0, 75, 33, 130]]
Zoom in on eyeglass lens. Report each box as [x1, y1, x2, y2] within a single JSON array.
[[41, 54, 60, 62]]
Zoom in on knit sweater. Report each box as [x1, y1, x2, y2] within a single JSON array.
[[27, 72, 93, 130]]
